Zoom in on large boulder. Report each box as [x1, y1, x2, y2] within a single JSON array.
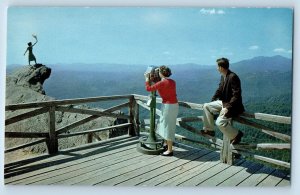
[[6, 64, 51, 95]]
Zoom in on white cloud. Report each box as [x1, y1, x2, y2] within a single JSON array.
[[217, 10, 226, 15], [273, 48, 292, 53], [199, 8, 226, 15], [274, 48, 285, 52], [249, 45, 259, 50], [143, 12, 169, 25]]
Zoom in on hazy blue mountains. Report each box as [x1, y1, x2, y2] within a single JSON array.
[[7, 55, 292, 115]]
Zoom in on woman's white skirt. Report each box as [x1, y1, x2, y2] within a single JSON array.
[[157, 103, 179, 141]]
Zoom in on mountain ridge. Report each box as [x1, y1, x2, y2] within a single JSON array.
[[7, 55, 292, 73], [7, 55, 293, 108], [36, 55, 292, 114]]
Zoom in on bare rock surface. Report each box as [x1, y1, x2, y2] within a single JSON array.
[[5, 64, 118, 163]]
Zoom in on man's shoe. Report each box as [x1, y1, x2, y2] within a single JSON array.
[[231, 131, 244, 144], [162, 145, 168, 151], [200, 130, 215, 137], [161, 151, 173, 156]]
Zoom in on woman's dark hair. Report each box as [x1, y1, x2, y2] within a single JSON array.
[[28, 42, 32, 46], [216, 58, 229, 69], [159, 65, 172, 77]]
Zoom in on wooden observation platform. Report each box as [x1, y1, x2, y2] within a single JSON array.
[[4, 94, 291, 186]]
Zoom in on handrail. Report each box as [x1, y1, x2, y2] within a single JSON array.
[[133, 94, 291, 124], [5, 94, 133, 111], [241, 112, 291, 124]]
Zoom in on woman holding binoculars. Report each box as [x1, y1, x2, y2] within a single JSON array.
[[144, 65, 179, 156]]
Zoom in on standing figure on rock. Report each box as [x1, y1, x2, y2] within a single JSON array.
[[24, 34, 38, 66]]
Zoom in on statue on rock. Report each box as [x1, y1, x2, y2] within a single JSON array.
[[24, 34, 38, 66]]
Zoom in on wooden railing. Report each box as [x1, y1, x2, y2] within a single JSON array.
[[133, 94, 291, 169], [5, 94, 291, 169], [5, 95, 139, 154]]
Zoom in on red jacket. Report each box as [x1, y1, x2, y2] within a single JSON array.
[[145, 78, 178, 104]]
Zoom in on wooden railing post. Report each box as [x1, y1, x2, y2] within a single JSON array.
[[134, 100, 140, 136], [46, 106, 58, 154], [220, 134, 233, 165], [87, 133, 93, 143]]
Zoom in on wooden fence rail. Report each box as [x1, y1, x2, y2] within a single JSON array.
[[134, 94, 291, 169], [5, 95, 136, 154], [5, 94, 291, 169]]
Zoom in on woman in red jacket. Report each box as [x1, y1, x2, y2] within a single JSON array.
[[145, 65, 179, 156]]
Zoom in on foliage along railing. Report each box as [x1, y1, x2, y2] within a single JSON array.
[[5, 94, 291, 169], [5, 95, 139, 154], [133, 94, 291, 169]]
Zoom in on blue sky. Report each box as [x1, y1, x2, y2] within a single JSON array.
[[7, 7, 293, 66]]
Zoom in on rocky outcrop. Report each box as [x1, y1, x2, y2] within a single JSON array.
[[5, 64, 117, 156], [6, 64, 51, 95]]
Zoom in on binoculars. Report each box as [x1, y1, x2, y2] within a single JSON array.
[[145, 65, 161, 83]]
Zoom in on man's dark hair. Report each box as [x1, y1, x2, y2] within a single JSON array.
[[216, 58, 229, 69]]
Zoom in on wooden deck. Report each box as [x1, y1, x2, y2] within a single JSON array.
[[4, 135, 290, 187]]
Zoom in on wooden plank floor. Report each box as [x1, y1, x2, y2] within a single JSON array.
[[4, 135, 290, 187]]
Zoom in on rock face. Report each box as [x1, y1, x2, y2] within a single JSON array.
[[5, 64, 118, 156], [7, 64, 51, 95]]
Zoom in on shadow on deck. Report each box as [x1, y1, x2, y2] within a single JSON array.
[[4, 135, 290, 187]]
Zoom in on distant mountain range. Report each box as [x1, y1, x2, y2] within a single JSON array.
[[231, 55, 292, 73], [7, 55, 292, 74], [7, 55, 293, 115]]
